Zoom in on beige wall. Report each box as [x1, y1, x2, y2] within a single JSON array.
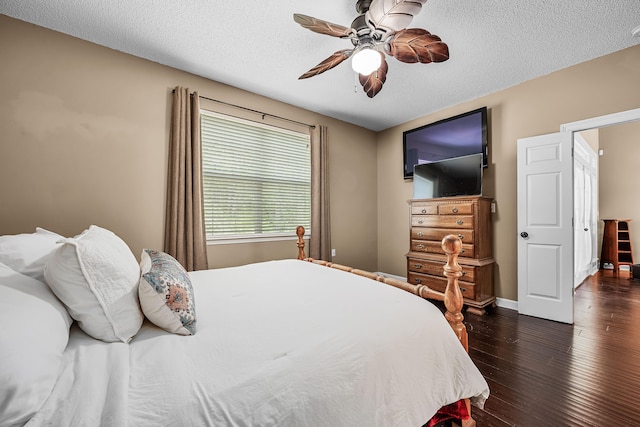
[[598, 121, 640, 260], [578, 128, 599, 153], [377, 44, 640, 300], [0, 15, 378, 271]]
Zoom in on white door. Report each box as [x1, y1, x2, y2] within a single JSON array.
[[573, 162, 590, 286], [573, 135, 598, 286], [517, 132, 574, 324]]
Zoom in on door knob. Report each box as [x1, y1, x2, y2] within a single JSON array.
[[520, 232, 529, 238]]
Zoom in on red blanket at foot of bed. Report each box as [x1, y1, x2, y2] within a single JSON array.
[[426, 399, 469, 427]]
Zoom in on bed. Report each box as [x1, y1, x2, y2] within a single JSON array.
[[0, 225, 489, 427]]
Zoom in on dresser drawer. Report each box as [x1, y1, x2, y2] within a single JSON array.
[[411, 228, 474, 243], [411, 205, 438, 215], [407, 257, 476, 282], [411, 215, 474, 229], [411, 239, 475, 258], [438, 203, 474, 215], [407, 272, 477, 299]]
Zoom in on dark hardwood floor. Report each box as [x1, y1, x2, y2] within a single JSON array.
[[464, 270, 640, 426]]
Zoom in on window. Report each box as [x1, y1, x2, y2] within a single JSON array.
[[200, 110, 311, 242]]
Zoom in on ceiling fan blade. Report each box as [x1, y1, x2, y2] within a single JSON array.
[[358, 54, 388, 98], [299, 49, 353, 80], [293, 13, 354, 38], [365, 0, 428, 36], [388, 28, 449, 63]]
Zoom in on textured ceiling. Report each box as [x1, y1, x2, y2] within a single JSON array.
[[2, 1, 639, 131]]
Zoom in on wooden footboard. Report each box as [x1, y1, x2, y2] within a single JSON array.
[[296, 226, 475, 427], [296, 226, 468, 351]]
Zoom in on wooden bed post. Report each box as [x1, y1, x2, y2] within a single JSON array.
[[296, 226, 306, 260], [441, 235, 469, 352], [442, 235, 475, 427]]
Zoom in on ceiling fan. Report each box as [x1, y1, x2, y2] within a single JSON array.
[[293, 0, 449, 98]]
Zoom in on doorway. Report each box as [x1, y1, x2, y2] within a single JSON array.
[[517, 108, 640, 323], [562, 108, 640, 280]]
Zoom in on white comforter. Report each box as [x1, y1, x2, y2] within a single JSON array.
[[27, 259, 489, 427]]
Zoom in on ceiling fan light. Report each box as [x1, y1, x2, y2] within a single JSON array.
[[351, 47, 381, 75]]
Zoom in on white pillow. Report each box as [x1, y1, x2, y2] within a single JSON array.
[[0, 227, 64, 282], [0, 261, 72, 426], [44, 225, 143, 343], [139, 249, 197, 335]]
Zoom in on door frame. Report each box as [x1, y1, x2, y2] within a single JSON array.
[[560, 108, 640, 132]]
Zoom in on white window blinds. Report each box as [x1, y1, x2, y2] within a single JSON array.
[[200, 110, 311, 241]]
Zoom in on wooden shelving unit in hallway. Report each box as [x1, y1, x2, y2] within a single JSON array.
[[600, 219, 634, 271]]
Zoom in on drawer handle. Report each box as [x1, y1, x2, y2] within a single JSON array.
[[421, 208, 427, 214], [414, 263, 423, 269], [418, 220, 424, 224], [460, 249, 465, 254], [459, 287, 466, 292], [417, 231, 424, 237], [452, 207, 458, 213], [417, 244, 425, 249], [415, 278, 423, 284], [461, 271, 466, 276], [457, 234, 464, 240], [456, 220, 464, 225]]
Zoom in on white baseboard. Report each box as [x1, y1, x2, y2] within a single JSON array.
[[374, 272, 406, 281], [495, 297, 518, 311]]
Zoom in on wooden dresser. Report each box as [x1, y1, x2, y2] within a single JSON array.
[[406, 195, 496, 315]]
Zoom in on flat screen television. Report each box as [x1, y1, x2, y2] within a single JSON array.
[[413, 153, 483, 199], [403, 107, 488, 179]]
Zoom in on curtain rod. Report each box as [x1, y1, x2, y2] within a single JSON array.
[[174, 89, 316, 129], [199, 95, 316, 129]]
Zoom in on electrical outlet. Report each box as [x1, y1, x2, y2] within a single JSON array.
[[331, 248, 336, 257]]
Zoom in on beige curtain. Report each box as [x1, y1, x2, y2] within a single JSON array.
[[310, 125, 331, 261], [164, 86, 209, 271]]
